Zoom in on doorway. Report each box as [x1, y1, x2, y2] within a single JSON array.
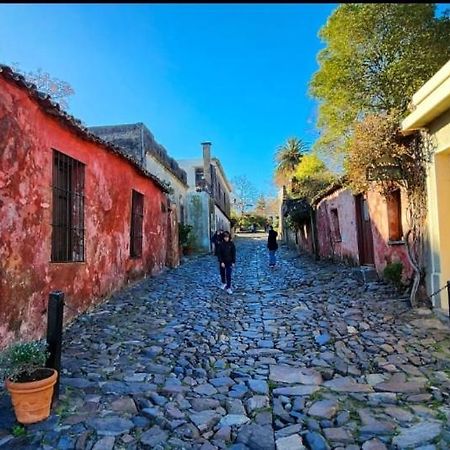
[[355, 194, 375, 265]]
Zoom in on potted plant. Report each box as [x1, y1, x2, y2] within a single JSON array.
[[0, 340, 57, 424]]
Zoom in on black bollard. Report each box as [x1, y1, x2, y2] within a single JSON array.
[[46, 291, 64, 403]]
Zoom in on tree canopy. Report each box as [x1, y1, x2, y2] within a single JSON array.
[[309, 3, 450, 156], [290, 154, 336, 201], [274, 137, 309, 186], [293, 154, 326, 179]]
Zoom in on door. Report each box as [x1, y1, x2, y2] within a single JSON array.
[[355, 194, 375, 265]]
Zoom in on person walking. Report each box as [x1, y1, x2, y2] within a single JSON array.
[[267, 225, 278, 268], [217, 231, 236, 294], [210, 230, 220, 255]]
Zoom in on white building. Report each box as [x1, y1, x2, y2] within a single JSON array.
[[178, 142, 233, 251]]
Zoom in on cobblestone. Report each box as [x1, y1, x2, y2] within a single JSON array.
[[1, 235, 450, 449]]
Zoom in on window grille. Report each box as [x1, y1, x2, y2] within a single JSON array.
[[51, 150, 85, 262], [130, 190, 144, 258]]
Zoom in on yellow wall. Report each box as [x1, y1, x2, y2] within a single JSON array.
[[402, 60, 450, 313]]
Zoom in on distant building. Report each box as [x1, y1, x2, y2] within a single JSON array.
[[178, 142, 232, 252], [89, 123, 188, 225]]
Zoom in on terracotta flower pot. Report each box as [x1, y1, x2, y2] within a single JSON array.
[[5, 368, 57, 424]]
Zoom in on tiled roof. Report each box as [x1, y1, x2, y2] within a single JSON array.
[[0, 64, 169, 193]]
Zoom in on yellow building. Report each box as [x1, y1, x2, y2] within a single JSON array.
[[402, 59, 450, 314]]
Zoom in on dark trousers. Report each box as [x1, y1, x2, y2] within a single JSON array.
[[220, 263, 233, 289]]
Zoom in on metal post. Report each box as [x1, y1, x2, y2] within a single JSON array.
[[46, 291, 64, 403]]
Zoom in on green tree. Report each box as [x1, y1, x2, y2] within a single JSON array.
[[309, 3, 450, 156], [293, 154, 326, 179], [275, 137, 308, 186], [291, 154, 336, 201]]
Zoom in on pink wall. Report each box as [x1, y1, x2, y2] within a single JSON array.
[[366, 189, 413, 280], [316, 188, 360, 265], [295, 187, 413, 281], [0, 77, 169, 348]]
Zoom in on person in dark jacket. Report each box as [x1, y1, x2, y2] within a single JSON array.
[[267, 226, 278, 267], [217, 231, 236, 294], [211, 230, 223, 255]]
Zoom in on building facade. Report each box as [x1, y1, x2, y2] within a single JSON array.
[[178, 142, 232, 252], [282, 182, 413, 283], [402, 59, 450, 314], [89, 123, 188, 225], [0, 66, 171, 348]]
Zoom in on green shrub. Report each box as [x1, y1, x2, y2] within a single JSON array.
[[0, 340, 49, 382], [178, 223, 193, 247], [383, 262, 403, 288]]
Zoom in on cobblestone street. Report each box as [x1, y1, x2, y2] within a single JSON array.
[[1, 235, 450, 450]]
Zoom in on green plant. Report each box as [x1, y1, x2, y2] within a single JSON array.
[[11, 424, 27, 438], [307, 389, 324, 403], [0, 341, 49, 382], [178, 223, 193, 248], [383, 262, 403, 289]]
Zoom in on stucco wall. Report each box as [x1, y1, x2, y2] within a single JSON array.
[[316, 189, 360, 265], [366, 189, 413, 281], [296, 221, 314, 255], [312, 187, 412, 281], [185, 191, 211, 253], [214, 205, 230, 232], [401, 61, 450, 311], [0, 78, 169, 348], [145, 152, 187, 223], [425, 109, 450, 310], [177, 159, 203, 189]]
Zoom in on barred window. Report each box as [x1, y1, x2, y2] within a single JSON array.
[[51, 150, 85, 262], [130, 190, 144, 258]]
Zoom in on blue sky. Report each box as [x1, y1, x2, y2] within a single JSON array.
[[1, 3, 337, 197]]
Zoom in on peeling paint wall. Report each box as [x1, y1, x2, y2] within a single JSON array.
[[0, 78, 169, 348], [298, 187, 412, 280], [366, 189, 413, 281], [315, 189, 360, 265], [166, 202, 180, 268]]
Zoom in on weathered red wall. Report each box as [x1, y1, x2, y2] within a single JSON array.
[[316, 188, 360, 265], [295, 222, 314, 255], [310, 187, 412, 280], [0, 77, 168, 348], [367, 189, 413, 281]]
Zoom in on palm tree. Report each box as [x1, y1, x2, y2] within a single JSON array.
[[275, 137, 308, 185]]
